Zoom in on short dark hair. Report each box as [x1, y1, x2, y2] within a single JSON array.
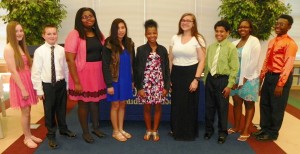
[[214, 20, 231, 32], [278, 14, 293, 25], [144, 19, 158, 29]]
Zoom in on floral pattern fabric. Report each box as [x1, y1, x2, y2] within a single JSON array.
[[137, 52, 165, 104]]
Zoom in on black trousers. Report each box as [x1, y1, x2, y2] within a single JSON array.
[[205, 73, 229, 136], [260, 72, 293, 138], [42, 80, 68, 139]]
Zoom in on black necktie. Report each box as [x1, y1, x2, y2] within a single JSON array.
[[51, 46, 56, 85]]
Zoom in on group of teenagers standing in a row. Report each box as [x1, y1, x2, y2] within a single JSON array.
[[4, 6, 298, 149]]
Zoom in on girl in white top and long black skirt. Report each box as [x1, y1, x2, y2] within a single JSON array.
[[169, 13, 206, 141]]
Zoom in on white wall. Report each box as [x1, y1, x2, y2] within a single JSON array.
[[58, 0, 222, 49], [1, 0, 299, 59]]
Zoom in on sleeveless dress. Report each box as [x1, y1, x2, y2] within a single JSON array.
[[106, 49, 133, 102], [230, 47, 259, 102], [9, 55, 38, 109], [137, 52, 165, 104]]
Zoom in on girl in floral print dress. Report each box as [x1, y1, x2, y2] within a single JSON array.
[[135, 19, 170, 141]]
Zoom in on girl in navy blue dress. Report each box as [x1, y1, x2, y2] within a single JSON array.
[[102, 18, 135, 142]]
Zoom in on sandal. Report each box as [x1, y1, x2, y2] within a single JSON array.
[[31, 135, 42, 143], [120, 130, 132, 139], [24, 138, 37, 148], [112, 131, 127, 142], [227, 128, 237, 134], [152, 131, 160, 142], [144, 131, 152, 141], [92, 129, 106, 138], [237, 135, 250, 141]]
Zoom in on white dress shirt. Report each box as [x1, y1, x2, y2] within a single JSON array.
[[31, 42, 68, 95]]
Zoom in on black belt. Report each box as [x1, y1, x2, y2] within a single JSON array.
[[210, 73, 228, 78], [266, 71, 280, 76], [42, 79, 65, 85]]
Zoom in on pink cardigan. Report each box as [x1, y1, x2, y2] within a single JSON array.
[[64, 29, 105, 71]]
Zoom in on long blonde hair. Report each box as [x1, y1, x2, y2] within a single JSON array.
[[6, 21, 32, 70]]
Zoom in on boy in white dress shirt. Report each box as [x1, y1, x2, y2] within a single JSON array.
[[31, 24, 76, 149]]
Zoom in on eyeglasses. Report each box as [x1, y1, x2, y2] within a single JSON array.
[[181, 19, 193, 23], [275, 22, 286, 27], [238, 26, 250, 29], [82, 15, 94, 20]]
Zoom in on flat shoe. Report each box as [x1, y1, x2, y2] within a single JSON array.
[[24, 138, 37, 148], [144, 131, 152, 141], [48, 138, 59, 149], [92, 129, 106, 138], [251, 130, 264, 137], [112, 132, 127, 142], [152, 131, 160, 142], [120, 130, 132, 139], [31, 135, 42, 143], [227, 128, 237, 134], [60, 130, 76, 138], [168, 131, 174, 137], [82, 134, 94, 143], [237, 135, 250, 141], [218, 136, 227, 144]]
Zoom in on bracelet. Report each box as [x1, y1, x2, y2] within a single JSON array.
[[194, 77, 201, 81]]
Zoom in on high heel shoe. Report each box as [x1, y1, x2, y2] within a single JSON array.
[[144, 131, 152, 141], [152, 131, 160, 142]]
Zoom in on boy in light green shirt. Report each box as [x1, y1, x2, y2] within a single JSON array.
[[203, 20, 239, 144]]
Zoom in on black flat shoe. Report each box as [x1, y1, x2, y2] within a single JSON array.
[[204, 133, 213, 140], [255, 133, 277, 141], [251, 130, 264, 137], [48, 138, 59, 149], [92, 129, 106, 138], [218, 136, 227, 144], [60, 130, 76, 138], [82, 134, 94, 143], [168, 131, 174, 137]]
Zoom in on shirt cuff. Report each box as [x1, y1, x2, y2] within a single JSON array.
[[277, 81, 285, 87], [227, 82, 234, 89], [37, 90, 44, 96]]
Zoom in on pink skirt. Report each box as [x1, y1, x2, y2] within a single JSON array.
[[9, 69, 38, 109], [68, 61, 106, 102]]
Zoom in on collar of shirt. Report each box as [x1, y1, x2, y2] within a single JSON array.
[[44, 42, 58, 49], [275, 34, 289, 41], [216, 39, 230, 47]]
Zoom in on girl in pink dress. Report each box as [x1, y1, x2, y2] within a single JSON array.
[[65, 8, 107, 143], [4, 21, 41, 148]]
